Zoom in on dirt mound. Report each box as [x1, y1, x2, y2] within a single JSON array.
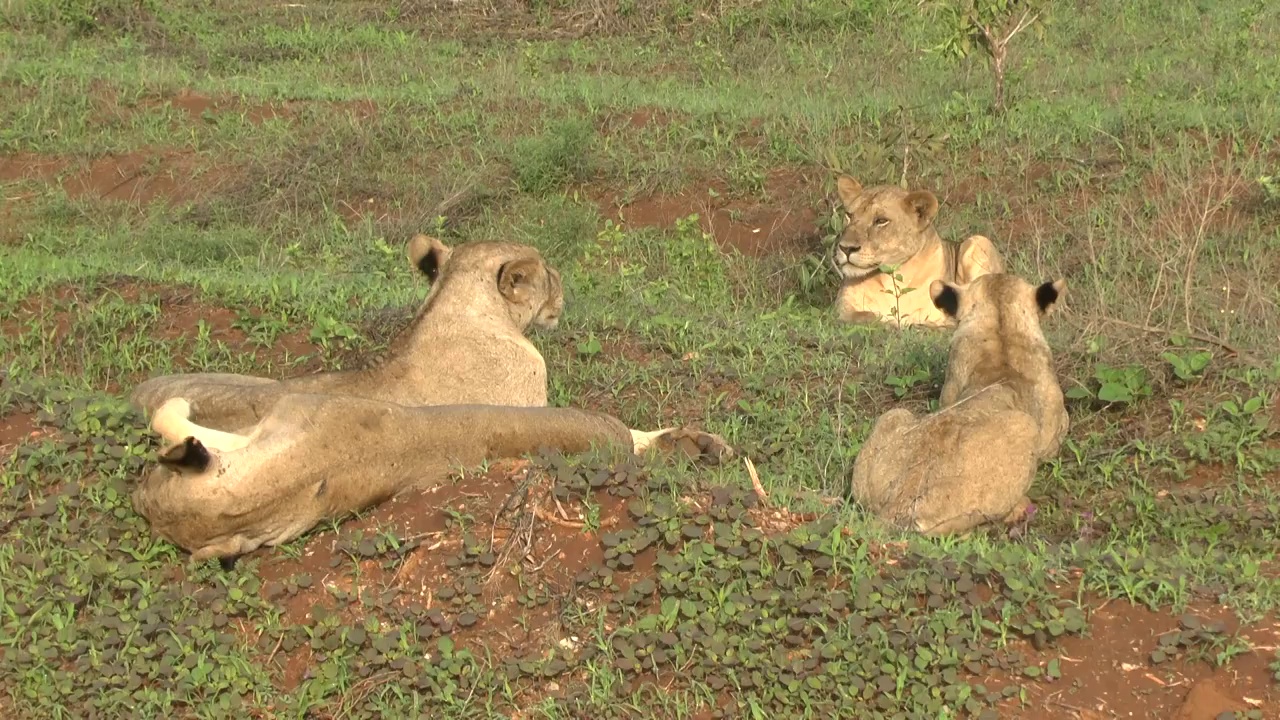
[[0, 411, 40, 451], [593, 167, 826, 257]]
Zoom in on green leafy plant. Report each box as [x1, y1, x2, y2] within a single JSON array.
[[930, 0, 1048, 114], [878, 262, 917, 329], [1066, 363, 1153, 407], [308, 316, 360, 350], [1161, 348, 1212, 383], [885, 366, 931, 398], [576, 335, 603, 357]]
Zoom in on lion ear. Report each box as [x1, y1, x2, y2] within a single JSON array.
[[903, 190, 939, 229], [1034, 279, 1067, 314], [835, 174, 863, 209], [407, 234, 453, 282], [497, 257, 542, 305], [930, 279, 959, 319]]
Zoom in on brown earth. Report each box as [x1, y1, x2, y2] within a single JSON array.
[[251, 458, 651, 693], [0, 411, 40, 452], [978, 595, 1278, 718], [0, 147, 234, 208], [591, 166, 825, 257]]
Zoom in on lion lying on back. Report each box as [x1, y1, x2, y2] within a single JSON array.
[[131, 236, 733, 562], [137, 395, 722, 563], [848, 273, 1070, 535], [830, 174, 1006, 328]]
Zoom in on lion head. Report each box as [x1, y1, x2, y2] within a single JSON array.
[[830, 174, 941, 281], [407, 234, 564, 331], [928, 274, 1066, 325]]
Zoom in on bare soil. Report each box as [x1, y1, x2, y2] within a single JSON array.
[[591, 166, 825, 257], [982, 597, 1278, 718], [0, 147, 232, 207]]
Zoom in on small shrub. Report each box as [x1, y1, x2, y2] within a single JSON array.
[[929, 0, 1048, 115]]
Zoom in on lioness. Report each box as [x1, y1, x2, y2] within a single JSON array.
[[847, 273, 1069, 535], [130, 234, 562, 431], [131, 237, 734, 562], [136, 396, 728, 562], [830, 175, 1005, 328]]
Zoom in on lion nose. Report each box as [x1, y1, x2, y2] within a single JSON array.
[[840, 243, 862, 254]]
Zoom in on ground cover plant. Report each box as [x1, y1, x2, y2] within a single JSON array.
[[1, 0, 1279, 717]]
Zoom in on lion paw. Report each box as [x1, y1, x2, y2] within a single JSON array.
[[653, 428, 735, 465]]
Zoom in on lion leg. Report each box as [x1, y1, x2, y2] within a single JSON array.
[[646, 427, 735, 465], [834, 283, 885, 325], [630, 427, 676, 454], [958, 234, 1006, 280], [190, 537, 255, 565], [151, 397, 252, 453]]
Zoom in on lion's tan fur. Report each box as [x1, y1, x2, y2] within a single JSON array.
[[136, 397, 733, 561], [129, 235, 564, 431], [831, 175, 1006, 328], [135, 396, 635, 561], [848, 273, 1069, 535], [130, 239, 734, 562]]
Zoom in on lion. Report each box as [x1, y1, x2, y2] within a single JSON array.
[[129, 236, 735, 563], [830, 175, 1006, 328], [847, 273, 1069, 536], [130, 234, 564, 431], [135, 395, 731, 563]]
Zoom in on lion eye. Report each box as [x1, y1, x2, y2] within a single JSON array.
[[873, 216, 889, 227]]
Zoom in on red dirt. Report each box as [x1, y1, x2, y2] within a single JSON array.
[[598, 105, 687, 133], [141, 89, 294, 125], [256, 459, 652, 691], [62, 147, 203, 205], [981, 597, 1279, 719], [0, 153, 68, 185], [1, 147, 236, 208], [592, 166, 824, 257], [0, 411, 40, 451]]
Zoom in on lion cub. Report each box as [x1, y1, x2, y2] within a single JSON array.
[[848, 273, 1069, 536], [830, 175, 1005, 328]]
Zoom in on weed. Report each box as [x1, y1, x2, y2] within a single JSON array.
[[1065, 363, 1154, 407], [512, 118, 596, 196]]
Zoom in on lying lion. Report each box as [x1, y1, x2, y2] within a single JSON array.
[[848, 273, 1070, 535], [130, 234, 562, 431], [131, 236, 733, 562], [138, 395, 725, 563], [830, 174, 1006, 328]]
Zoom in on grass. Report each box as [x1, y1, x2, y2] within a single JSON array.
[[1, 0, 1279, 717]]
